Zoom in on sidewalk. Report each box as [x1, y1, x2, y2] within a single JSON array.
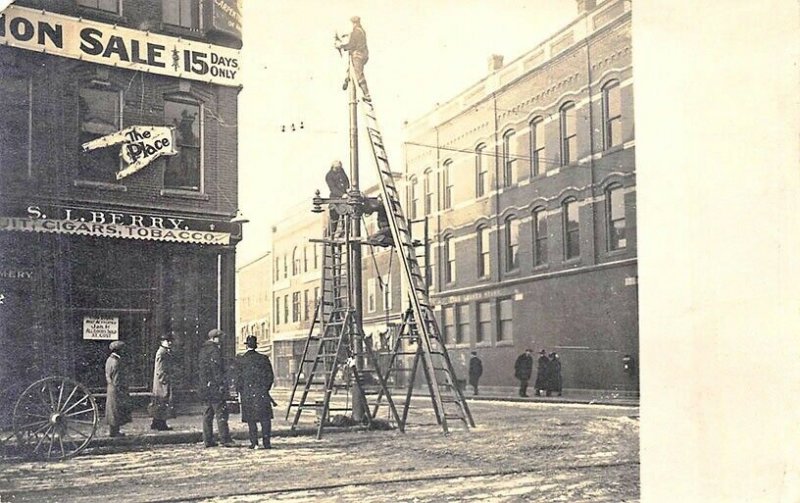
[[3, 386, 638, 456]]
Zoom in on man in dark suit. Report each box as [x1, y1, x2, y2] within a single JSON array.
[[514, 349, 534, 397], [236, 336, 275, 449], [199, 328, 234, 447]]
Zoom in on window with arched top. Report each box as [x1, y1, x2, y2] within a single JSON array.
[[477, 225, 491, 278], [502, 130, 516, 187], [423, 168, 434, 215], [606, 184, 626, 250], [603, 80, 622, 149], [409, 176, 419, 219], [530, 117, 546, 177], [475, 144, 488, 197], [443, 159, 453, 209], [563, 198, 580, 259], [292, 247, 300, 276], [532, 207, 548, 266], [560, 102, 577, 166], [443, 234, 456, 283], [504, 216, 520, 271]]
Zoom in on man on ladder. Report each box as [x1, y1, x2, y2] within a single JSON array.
[[335, 16, 371, 101]]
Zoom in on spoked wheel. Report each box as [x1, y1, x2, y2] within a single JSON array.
[[13, 377, 99, 460]]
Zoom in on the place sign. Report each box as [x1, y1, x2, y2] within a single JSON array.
[[0, 5, 241, 87], [81, 126, 177, 180], [0, 204, 237, 246]]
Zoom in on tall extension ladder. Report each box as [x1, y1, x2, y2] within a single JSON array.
[[285, 215, 402, 438], [360, 96, 475, 434]]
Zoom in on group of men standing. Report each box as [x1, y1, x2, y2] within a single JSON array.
[[514, 349, 563, 398], [103, 329, 276, 450]]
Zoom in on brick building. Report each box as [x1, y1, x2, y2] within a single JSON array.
[[0, 0, 243, 395], [236, 251, 272, 353], [403, 0, 637, 391]]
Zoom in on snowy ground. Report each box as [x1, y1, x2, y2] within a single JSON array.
[[0, 400, 639, 502]]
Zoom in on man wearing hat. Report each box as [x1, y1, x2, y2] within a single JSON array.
[[468, 351, 483, 396], [105, 341, 131, 437], [198, 329, 234, 447], [149, 334, 175, 431], [513, 349, 534, 397], [236, 336, 275, 449], [534, 350, 550, 397], [335, 16, 370, 100]]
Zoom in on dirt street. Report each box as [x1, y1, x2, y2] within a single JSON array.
[[0, 400, 639, 502]]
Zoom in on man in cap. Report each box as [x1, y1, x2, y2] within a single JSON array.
[[105, 341, 131, 437], [325, 160, 350, 235], [468, 351, 483, 396], [534, 349, 550, 397], [335, 16, 370, 100], [149, 333, 175, 431], [198, 328, 234, 447], [236, 336, 275, 449]]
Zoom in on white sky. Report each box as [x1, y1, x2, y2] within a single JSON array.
[[237, 0, 575, 265]]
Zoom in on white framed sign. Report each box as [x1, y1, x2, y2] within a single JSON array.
[[0, 5, 241, 87], [83, 316, 119, 341]]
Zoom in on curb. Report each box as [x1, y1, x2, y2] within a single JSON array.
[[464, 396, 639, 407], [86, 426, 333, 449]]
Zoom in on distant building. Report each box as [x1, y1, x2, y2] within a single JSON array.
[[402, 0, 637, 391], [0, 0, 244, 394], [236, 252, 272, 354]]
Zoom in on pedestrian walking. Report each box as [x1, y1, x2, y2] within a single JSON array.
[[513, 349, 534, 397], [468, 351, 483, 396], [105, 341, 131, 437], [335, 16, 370, 100], [534, 350, 549, 397], [236, 336, 275, 449], [149, 334, 175, 431], [199, 328, 234, 448], [547, 352, 563, 397]]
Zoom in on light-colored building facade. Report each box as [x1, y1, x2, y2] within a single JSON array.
[[236, 252, 272, 353], [403, 0, 637, 391]]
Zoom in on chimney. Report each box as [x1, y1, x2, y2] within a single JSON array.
[[488, 54, 504, 72], [577, 0, 597, 14]]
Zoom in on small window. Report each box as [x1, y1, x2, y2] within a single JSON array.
[[563, 198, 580, 259], [533, 207, 548, 266], [607, 185, 627, 250], [79, 86, 121, 182], [292, 292, 301, 323], [292, 247, 301, 276], [444, 235, 456, 284], [274, 259, 280, 281], [423, 169, 434, 215], [498, 298, 513, 342], [78, 0, 120, 14], [314, 287, 320, 311], [283, 254, 288, 279], [283, 295, 289, 324], [502, 130, 516, 187], [163, 0, 200, 29], [477, 301, 491, 343], [603, 81, 622, 149], [303, 246, 309, 273], [475, 144, 488, 197], [560, 102, 577, 166], [313, 245, 319, 270], [530, 117, 546, 176], [164, 98, 202, 191], [442, 160, 453, 209], [274, 297, 280, 326], [303, 290, 310, 320], [477, 226, 491, 278], [409, 177, 419, 219], [505, 216, 520, 271], [456, 304, 470, 344]]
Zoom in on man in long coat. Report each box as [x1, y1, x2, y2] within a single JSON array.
[[468, 351, 483, 396], [198, 328, 234, 447], [105, 340, 131, 437], [534, 350, 550, 397], [513, 349, 533, 397], [150, 334, 175, 431], [236, 335, 275, 449]]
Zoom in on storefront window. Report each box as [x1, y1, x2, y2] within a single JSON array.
[[79, 86, 121, 182]]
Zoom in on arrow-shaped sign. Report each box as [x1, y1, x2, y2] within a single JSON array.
[[81, 125, 178, 180]]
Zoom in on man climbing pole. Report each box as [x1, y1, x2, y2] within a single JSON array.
[[335, 16, 371, 101]]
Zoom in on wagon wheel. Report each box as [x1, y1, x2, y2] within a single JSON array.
[[13, 377, 99, 461]]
